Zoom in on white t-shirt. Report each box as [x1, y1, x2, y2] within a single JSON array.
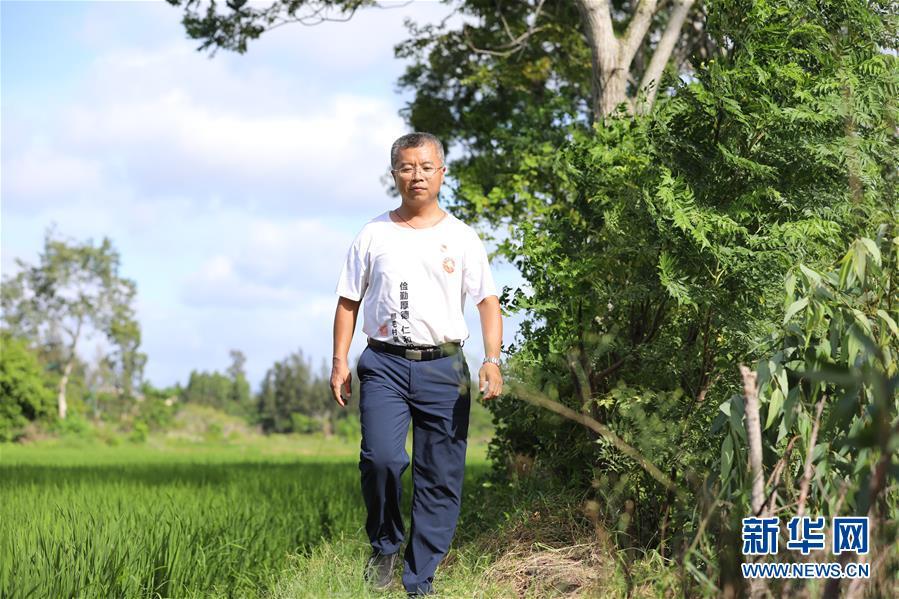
[[335, 210, 497, 346]]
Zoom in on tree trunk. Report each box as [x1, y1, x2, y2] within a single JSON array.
[[58, 317, 84, 420], [576, 0, 696, 120], [740, 365, 770, 599], [58, 359, 73, 420], [636, 0, 696, 115], [576, 0, 627, 120]]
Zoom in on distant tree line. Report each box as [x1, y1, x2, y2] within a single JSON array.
[[0, 229, 352, 441]]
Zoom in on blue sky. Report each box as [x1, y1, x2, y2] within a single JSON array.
[[1, 0, 524, 390]]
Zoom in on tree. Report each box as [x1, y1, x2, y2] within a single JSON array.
[[226, 349, 252, 414], [167, 0, 705, 119], [0, 334, 55, 441], [711, 229, 898, 596], [1, 229, 145, 419], [180, 350, 254, 417], [484, 0, 895, 579], [182, 370, 235, 409], [256, 349, 334, 434]]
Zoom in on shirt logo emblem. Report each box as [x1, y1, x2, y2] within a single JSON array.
[[442, 257, 455, 273]]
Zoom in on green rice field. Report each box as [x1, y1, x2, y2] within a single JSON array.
[[0, 436, 498, 598]]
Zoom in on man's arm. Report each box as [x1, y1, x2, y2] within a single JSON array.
[[476, 295, 503, 400], [330, 296, 361, 407]]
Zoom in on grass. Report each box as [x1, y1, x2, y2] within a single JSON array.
[[0, 435, 500, 598], [1, 432, 679, 598]]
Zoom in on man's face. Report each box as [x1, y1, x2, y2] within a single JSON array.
[[392, 143, 445, 205]]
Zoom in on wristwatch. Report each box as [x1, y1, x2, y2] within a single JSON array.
[[482, 356, 502, 368]]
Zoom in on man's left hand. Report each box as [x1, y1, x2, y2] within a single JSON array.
[[478, 363, 503, 400]]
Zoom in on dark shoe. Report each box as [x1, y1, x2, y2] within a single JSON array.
[[364, 549, 399, 590], [405, 582, 435, 596]]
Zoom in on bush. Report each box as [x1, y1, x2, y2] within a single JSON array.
[[334, 415, 360, 441], [129, 420, 149, 444], [203, 422, 223, 442], [134, 383, 177, 431], [0, 335, 55, 441], [290, 413, 322, 435], [51, 413, 94, 439]]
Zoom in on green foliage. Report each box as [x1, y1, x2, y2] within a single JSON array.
[[133, 382, 178, 432], [181, 349, 254, 419], [50, 413, 94, 439], [290, 413, 323, 434], [706, 228, 898, 593], [182, 370, 241, 412], [257, 350, 334, 434], [395, 1, 715, 226], [486, 0, 896, 556], [129, 420, 149, 444], [0, 335, 55, 441], [166, 0, 376, 54], [0, 228, 145, 415], [334, 413, 361, 441]]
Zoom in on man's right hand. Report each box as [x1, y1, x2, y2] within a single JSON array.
[[330, 358, 351, 407]]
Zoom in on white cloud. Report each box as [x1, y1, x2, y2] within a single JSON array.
[[179, 213, 354, 307], [2, 0, 514, 389], [3, 145, 104, 206]]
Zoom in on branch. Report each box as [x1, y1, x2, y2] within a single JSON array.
[[264, 0, 413, 32], [264, 1, 370, 31], [576, 0, 615, 48], [635, 0, 695, 115], [508, 380, 685, 498], [762, 434, 801, 517], [739, 364, 766, 517], [796, 393, 827, 519], [741, 363, 771, 599], [618, 0, 659, 73], [463, 25, 549, 57], [463, 0, 547, 58], [497, 3, 515, 41]]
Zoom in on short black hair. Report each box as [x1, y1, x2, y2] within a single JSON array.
[[390, 132, 445, 168]]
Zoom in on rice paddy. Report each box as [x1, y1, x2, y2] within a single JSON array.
[[0, 436, 494, 598]]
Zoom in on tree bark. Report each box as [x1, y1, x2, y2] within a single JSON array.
[[576, 0, 696, 120], [740, 365, 765, 516], [58, 317, 84, 420], [576, 0, 626, 119], [636, 0, 695, 115], [740, 364, 770, 599]]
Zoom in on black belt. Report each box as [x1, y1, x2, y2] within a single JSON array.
[[367, 338, 461, 361]]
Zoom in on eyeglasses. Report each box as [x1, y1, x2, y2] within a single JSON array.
[[391, 164, 445, 179]]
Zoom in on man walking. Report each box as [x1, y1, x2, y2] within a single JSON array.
[[330, 132, 503, 596]]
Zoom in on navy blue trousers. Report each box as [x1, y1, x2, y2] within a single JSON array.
[[357, 344, 471, 595]]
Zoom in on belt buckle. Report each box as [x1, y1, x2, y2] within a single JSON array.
[[405, 348, 423, 360]]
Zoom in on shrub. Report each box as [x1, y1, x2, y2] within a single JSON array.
[[0, 335, 55, 441]]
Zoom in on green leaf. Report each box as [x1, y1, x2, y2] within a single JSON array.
[[784, 271, 796, 303], [860, 237, 881, 266], [799, 264, 822, 285], [721, 434, 735, 483], [852, 241, 867, 284], [846, 324, 862, 367], [765, 387, 784, 431], [876, 309, 899, 340], [783, 385, 801, 431], [729, 394, 747, 444], [776, 367, 789, 396], [783, 297, 809, 325]]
